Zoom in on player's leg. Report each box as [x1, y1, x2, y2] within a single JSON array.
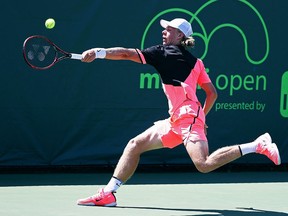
[[112, 124, 164, 183], [185, 133, 281, 173], [184, 140, 241, 173], [77, 124, 164, 206]]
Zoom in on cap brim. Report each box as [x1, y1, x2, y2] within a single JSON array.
[[160, 19, 169, 28]]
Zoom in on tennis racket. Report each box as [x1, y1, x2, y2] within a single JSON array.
[[23, 35, 82, 70]]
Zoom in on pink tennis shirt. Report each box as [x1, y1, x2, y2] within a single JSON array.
[[137, 45, 211, 148]]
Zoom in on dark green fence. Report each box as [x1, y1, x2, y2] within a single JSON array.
[[0, 0, 287, 166]]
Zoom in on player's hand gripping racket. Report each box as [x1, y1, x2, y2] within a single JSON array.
[[23, 35, 82, 70]]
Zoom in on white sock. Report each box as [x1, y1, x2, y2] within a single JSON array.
[[239, 142, 257, 156], [104, 176, 123, 193]]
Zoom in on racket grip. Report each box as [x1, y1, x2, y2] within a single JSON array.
[[70, 53, 82, 60]]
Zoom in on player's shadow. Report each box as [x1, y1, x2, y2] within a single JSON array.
[[118, 206, 288, 216]]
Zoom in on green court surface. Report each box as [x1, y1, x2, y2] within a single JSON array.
[[0, 171, 287, 216]]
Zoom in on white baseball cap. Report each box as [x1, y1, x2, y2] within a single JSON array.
[[160, 18, 193, 37]]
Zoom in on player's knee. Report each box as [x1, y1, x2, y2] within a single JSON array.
[[194, 162, 212, 173], [125, 138, 142, 155]]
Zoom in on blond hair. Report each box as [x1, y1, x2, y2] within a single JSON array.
[[181, 36, 195, 48]]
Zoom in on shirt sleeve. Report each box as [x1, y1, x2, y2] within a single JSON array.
[[140, 45, 163, 66]]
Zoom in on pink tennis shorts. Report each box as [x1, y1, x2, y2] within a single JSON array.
[[154, 105, 207, 148]]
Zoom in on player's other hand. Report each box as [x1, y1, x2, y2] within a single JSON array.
[[204, 124, 208, 135]]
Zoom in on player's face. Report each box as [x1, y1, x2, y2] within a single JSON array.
[[162, 26, 183, 45]]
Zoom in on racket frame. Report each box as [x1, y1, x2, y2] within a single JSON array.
[[23, 35, 81, 70]]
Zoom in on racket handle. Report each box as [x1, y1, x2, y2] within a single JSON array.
[[70, 53, 82, 60]]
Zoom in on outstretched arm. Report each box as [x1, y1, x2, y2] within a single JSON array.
[[81, 47, 142, 63]]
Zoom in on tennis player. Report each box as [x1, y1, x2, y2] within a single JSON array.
[[77, 18, 281, 207]]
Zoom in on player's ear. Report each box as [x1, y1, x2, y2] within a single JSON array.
[[177, 31, 184, 39]]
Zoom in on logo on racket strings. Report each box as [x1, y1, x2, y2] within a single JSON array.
[[27, 44, 51, 62]]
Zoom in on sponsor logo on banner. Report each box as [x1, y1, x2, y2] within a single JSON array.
[[139, 0, 287, 118]]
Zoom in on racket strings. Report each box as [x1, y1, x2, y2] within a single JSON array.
[[24, 37, 57, 69]]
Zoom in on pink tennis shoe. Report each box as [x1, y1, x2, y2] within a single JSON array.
[[255, 133, 281, 165], [77, 188, 117, 207]]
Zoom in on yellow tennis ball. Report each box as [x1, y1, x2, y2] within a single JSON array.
[[45, 18, 55, 29]]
